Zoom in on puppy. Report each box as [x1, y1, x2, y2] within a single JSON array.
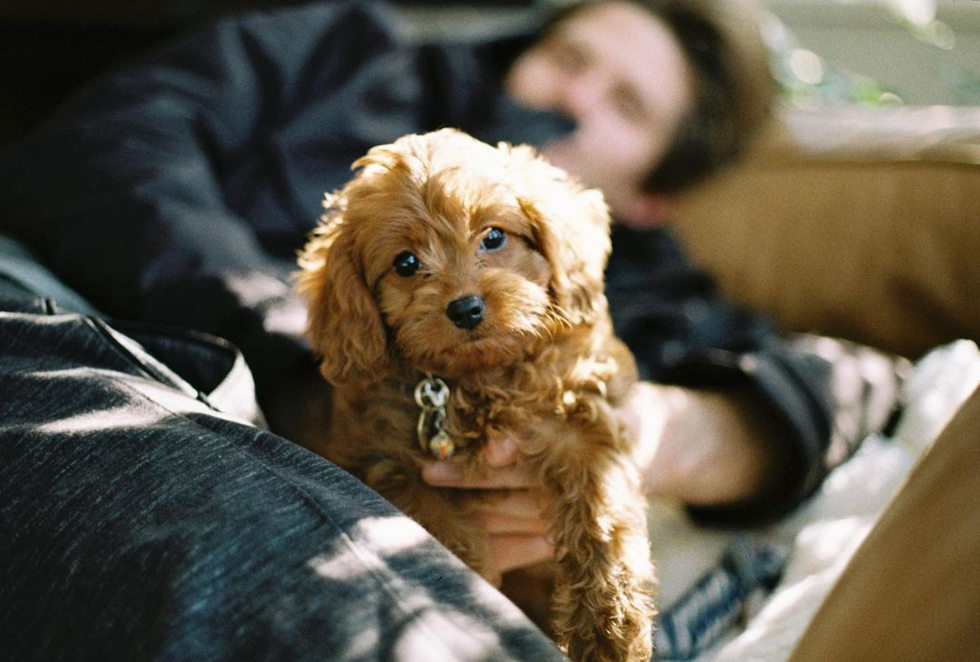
[[297, 129, 655, 662]]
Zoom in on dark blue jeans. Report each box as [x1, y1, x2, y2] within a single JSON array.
[[0, 274, 563, 661]]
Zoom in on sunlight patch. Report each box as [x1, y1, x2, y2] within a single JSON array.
[[357, 515, 432, 555], [34, 402, 165, 435], [392, 609, 505, 661], [308, 515, 431, 581]]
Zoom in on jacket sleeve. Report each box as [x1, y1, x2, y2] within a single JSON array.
[[0, 1, 410, 392], [667, 335, 906, 526], [607, 225, 906, 526]]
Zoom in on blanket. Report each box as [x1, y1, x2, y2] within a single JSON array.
[[648, 340, 980, 661]]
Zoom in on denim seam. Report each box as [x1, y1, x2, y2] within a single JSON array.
[[83, 316, 214, 410]]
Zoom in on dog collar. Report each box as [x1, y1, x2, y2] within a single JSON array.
[[414, 374, 455, 459]]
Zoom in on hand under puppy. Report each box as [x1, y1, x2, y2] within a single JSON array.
[[423, 436, 556, 574]]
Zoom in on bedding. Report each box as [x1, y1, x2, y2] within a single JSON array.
[[648, 339, 980, 661]]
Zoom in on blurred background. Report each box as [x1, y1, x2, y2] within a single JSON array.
[[766, 0, 980, 107], [2, 0, 980, 145]]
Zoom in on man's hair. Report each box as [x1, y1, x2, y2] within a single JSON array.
[[546, 0, 775, 194], [639, 0, 774, 193]]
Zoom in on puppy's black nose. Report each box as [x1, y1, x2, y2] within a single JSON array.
[[446, 295, 485, 330]]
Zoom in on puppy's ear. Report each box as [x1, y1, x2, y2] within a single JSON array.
[[512, 148, 613, 326], [297, 193, 388, 386]]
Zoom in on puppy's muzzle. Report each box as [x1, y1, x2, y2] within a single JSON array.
[[446, 295, 485, 330]]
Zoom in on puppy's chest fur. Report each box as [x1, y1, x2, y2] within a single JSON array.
[[326, 329, 633, 475]]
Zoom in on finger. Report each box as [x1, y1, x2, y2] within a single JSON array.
[[483, 436, 520, 467], [475, 510, 551, 536], [422, 461, 533, 489], [469, 490, 547, 521], [488, 535, 555, 574], [419, 460, 465, 486]]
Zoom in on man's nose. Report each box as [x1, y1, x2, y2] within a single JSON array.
[[559, 72, 606, 118]]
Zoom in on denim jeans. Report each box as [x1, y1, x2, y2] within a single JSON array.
[[0, 270, 562, 661]]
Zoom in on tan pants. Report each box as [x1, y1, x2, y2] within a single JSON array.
[[790, 385, 980, 662]]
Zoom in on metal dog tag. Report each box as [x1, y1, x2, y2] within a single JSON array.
[[414, 375, 455, 458]]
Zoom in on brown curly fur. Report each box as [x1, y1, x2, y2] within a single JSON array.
[[297, 129, 656, 661]]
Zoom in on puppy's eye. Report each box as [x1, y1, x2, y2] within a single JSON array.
[[393, 251, 421, 277], [480, 228, 507, 253]]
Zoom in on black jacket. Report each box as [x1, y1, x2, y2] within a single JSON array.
[[0, 0, 902, 524]]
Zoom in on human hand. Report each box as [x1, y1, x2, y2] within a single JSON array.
[[421, 436, 555, 574], [617, 380, 791, 507], [615, 381, 672, 495]]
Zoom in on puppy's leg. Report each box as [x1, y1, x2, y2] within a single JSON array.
[[537, 415, 656, 662]]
